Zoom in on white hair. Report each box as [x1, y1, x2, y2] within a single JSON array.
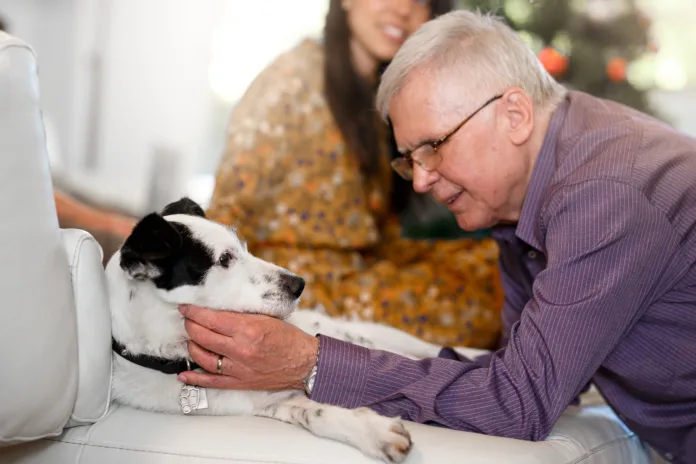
[[376, 10, 566, 120]]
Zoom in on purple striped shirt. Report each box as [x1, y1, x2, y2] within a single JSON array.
[[311, 91, 696, 463]]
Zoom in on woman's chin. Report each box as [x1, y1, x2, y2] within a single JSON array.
[[370, 42, 402, 63]]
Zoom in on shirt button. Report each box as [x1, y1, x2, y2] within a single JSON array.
[[527, 250, 537, 259]]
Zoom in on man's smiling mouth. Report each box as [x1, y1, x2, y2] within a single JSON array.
[[446, 191, 462, 205]]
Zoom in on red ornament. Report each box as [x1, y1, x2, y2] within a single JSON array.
[[607, 57, 627, 82], [538, 47, 569, 78]]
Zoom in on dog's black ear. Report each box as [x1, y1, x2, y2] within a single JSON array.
[[119, 213, 182, 280], [161, 197, 206, 218]]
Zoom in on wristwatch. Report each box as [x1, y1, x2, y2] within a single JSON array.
[[303, 364, 318, 396], [303, 335, 321, 396]]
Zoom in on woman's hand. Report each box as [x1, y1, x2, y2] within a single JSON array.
[[177, 305, 319, 391]]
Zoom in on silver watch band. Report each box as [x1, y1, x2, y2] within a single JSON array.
[[303, 336, 321, 396], [303, 364, 318, 396]]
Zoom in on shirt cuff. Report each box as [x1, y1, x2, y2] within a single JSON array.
[[310, 335, 370, 409]]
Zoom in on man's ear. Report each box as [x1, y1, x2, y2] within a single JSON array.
[[119, 213, 182, 280], [504, 88, 535, 146], [161, 197, 206, 218]]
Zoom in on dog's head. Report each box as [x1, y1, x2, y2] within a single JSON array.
[[118, 197, 305, 318]]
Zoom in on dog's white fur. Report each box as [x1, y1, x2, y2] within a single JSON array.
[[106, 208, 492, 462]]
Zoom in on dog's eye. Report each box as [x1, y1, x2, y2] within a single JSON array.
[[218, 251, 235, 268]]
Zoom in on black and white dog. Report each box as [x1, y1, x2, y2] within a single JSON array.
[[105, 197, 485, 462]]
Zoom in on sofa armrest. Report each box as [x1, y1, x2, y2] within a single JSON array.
[[61, 229, 112, 427]]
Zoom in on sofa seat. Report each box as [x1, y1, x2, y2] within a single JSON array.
[[1, 403, 649, 464]]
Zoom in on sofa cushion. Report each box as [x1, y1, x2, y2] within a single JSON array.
[[0, 403, 650, 463], [61, 229, 113, 427]]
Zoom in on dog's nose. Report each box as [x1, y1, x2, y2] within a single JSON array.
[[280, 274, 305, 299]]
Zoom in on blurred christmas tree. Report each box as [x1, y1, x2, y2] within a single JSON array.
[[457, 0, 661, 117]]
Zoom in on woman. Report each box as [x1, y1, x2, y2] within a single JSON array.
[[207, 0, 503, 348]]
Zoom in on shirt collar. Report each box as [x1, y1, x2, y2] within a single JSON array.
[[511, 94, 570, 252]]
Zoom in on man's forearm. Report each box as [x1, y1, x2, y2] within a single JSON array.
[[310, 335, 562, 440]]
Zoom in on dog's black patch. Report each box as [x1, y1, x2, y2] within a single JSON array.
[[121, 213, 182, 262], [263, 274, 274, 284], [261, 291, 276, 300], [120, 213, 215, 290], [161, 197, 206, 218], [314, 408, 323, 418], [120, 214, 182, 281], [153, 223, 215, 290], [249, 276, 259, 285]]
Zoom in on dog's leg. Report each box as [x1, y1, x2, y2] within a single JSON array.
[[338, 319, 492, 360], [256, 395, 412, 463], [289, 309, 440, 359], [290, 309, 491, 361]]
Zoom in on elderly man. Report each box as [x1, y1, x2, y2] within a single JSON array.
[[177, 10, 695, 463]]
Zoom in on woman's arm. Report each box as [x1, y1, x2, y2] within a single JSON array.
[[54, 190, 135, 237]]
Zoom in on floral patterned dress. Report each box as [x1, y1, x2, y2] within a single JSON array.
[[207, 39, 504, 348]]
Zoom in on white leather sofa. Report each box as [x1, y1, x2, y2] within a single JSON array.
[[0, 32, 654, 464]]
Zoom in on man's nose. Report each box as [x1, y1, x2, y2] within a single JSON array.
[[412, 165, 438, 193]]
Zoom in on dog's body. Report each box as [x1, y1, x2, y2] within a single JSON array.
[[106, 198, 490, 462]]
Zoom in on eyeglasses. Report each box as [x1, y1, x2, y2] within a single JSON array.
[[391, 94, 503, 181]]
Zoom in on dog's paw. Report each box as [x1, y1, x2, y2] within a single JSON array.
[[355, 408, 412, 463], [379, 420, 412, 463]]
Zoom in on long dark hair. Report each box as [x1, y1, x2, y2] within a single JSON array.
[[323, 0, 454, 190]]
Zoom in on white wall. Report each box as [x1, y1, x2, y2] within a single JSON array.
[[0, 0, 329, 214], [1, 0, 228, 213], [651, 89, 696, 137], [86, 0, 223, 212], [637, 0, 696, 90], [0, 0, 77, 170]]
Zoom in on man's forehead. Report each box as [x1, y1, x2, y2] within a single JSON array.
[[389, 80, 446, 152], [390, 72, 441, 113]]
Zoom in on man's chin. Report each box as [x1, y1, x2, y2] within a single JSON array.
[[455, 212, 496, 232]]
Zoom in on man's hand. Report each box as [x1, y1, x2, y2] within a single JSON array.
[[177, 305, 319, 391]]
